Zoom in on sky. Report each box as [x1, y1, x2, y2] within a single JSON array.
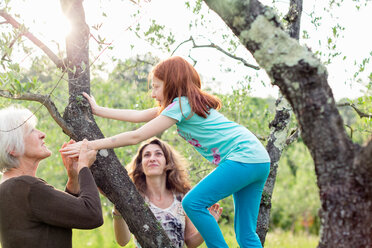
[[3, 0, 372, 100]]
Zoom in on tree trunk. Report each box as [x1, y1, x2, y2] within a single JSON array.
[[204, 0, 372, 247], [257, 94, 292, 244], [60, 0, 174, 247], [257, 0, 302, 244]]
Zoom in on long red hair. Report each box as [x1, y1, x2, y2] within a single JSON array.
[[149, 56, 221, 118]]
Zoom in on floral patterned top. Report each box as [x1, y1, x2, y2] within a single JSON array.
[[134, 193, 186, 248], [161, 96, 270, 165]]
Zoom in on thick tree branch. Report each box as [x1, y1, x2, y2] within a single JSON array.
[[204, 0, 354, 163], [0, 90, 75, 138], [60, 0, 175, 246], [256, 0, 303, 243], [0, 10, 66, 70], [257, 94, 292, 243], [204, 1, 372, 247], [173, 36, 260, 70], [338, 102, 372, 118]]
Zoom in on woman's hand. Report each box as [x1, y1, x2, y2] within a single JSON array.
[[82, 92, 99, 114], [60, 140, 80, 193], [208, 203, 223, 222], [60, 140, 79, 178]]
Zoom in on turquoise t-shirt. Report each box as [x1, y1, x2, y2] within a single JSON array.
[[161, 97, 270, 165]]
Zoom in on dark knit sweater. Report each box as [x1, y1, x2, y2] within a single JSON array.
[[0, 167, 103, 248]]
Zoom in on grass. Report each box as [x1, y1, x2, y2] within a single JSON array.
[[265, 229, 318, 248], [72, 214, 319, 248], [0, 211, 318, 248]]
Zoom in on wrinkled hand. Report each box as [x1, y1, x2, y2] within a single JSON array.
[[78, 139, 97, 170], [60, 140, 79, 179], [208, 203, 223, 222], [59, 140, 83, 158], [82, 92, 99, 114]]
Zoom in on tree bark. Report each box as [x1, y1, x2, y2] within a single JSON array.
[[257, 94, 292, 244], [1, 2, 174, 245], [204, 0, 372, 247], [60, 0, 174, 247], [257, 0, 302, 243]]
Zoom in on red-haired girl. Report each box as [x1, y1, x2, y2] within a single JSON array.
[[61, 56, 270, 248]]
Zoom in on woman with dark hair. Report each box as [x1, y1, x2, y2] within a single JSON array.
[[112, 138, 222, 248], [0, 105, 103, 248], [62, 56, 270, 248]]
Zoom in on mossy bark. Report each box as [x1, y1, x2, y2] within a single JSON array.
[[204, 0, 372, 247], [61, 0, 174, 247]]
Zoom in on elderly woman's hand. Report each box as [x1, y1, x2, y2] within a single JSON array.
[[60, 140, 80, 194], [77, 139, 97, 171], [60, 140, 79, 178]]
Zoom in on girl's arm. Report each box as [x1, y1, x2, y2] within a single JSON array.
[[60, 115, 177, 156], [112, 207, 132, 246], [83, 92, 159, 123], [91, 115, 176, 150]]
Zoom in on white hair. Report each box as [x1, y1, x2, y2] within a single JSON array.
[[0, 105, 37, 172]]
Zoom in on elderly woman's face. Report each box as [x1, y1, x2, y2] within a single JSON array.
[[22, 128, 51, 160]]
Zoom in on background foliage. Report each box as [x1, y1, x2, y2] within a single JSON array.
[[1, 55, 370, 247]]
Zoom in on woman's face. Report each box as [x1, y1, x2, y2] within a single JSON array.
[[151, 76, 165, 107], [22, 128, 51, 161], [141, 144, 167, 177]]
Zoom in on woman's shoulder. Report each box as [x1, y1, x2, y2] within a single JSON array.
[[0, 176, 47, 199], [1, 175, 45, 186]]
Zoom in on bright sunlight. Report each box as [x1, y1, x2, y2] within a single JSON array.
[[12, 0, 71, 52]]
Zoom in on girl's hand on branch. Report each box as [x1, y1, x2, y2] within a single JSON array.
[[59, 140, 83, 158], [77, 139, 97, 170], [82, 92, 99, 114]]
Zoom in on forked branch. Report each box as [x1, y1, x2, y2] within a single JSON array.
[[172, 36, 260, 70]]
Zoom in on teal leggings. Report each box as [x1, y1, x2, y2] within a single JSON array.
[[182, 160, 270, 248]]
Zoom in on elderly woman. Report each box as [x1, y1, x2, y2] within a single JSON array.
[[0, 105, 103, 248]]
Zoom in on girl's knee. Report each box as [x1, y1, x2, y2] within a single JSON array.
[[183, 189, 215, 213], [182, 192, 202, 213]]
